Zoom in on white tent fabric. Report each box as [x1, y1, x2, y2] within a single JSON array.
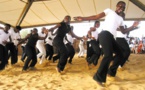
[[0, 0, 144, 27]]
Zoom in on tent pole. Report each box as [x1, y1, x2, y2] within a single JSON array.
[[16, 0, 34, 26]]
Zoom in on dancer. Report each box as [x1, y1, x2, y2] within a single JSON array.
[[78, 39, 85, 58], [116, 12, 139, 69], [0, 24, 11, 70], [36, 27, 47, 64], [45, 30, 55, 61], [6, 26, 21, 65], [65, 26, 82, 64], [86, 34, 93, 62], [74, 1, 139, 86], [18, 28, 48, 71], [87, 21, 101, 67], [49, 15, 78, 73]]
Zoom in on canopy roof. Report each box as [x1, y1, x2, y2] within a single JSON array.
[[0, 0, 145, 28]]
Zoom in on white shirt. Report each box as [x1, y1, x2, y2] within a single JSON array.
[[37, 32, 46, 44], [7, 27, 21, 45], [91, 29, 99, 41], [0, 29, 10, 46], [45, 32, 55, 46], [116, 25, 126, 38], [103, 8, 124, 38], [64, 34, 74, 45]]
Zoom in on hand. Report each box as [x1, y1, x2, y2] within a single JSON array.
[[2, 40, 7, 44], [90, 27, 96, 31], [133, 21, 140, 27], [74, 16, 83, 21], [44, 29, 49, 34]]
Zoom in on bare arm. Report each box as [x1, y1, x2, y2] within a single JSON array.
[[119, 21, 140, 34], [70, 26, 82, 40], [74, 12, 105, 21], [17, 34, 31, 45], [49, 24, 61, 32]]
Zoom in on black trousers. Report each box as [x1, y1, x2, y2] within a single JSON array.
[[21, 46, 27, 61], [93, 31, 123, 83], [23, 45, 37, 70], [66, 43, 75, 63], [6, 43, 17, 64], [86, 41, 93, 61], [88, 40, 101, 66], [116, 38, 130, 67], [0, 45, 8, 70], [53, 38, 68, 71], [45, 44, 54, 60]]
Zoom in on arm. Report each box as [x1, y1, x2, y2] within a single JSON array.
[[69, 26, 82, 40], [87, 27, 96, 40], [119, 21, 140, 34], [74, 12, 105, 21], [48, 24, 61, 32], [17, 34, 31, 45], [0, 27, 4, 30]]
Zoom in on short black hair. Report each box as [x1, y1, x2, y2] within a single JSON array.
[[5, 23, 11, 29], [94, 20, 100, 26], [117, 1, 126, 6], [16, 26, 21, 30], [33, 28, 38, 31]]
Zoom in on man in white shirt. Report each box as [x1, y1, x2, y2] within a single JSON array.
[[87, 21, 101, 68], [0, 24, 11, 70], [45, 30, 55, 61], [116, 12, 139, 69], [6, 26, 21, 65], [64, 32, 75, 64], [74, 1, 139, 86]]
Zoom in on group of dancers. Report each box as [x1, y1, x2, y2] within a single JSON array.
[[0, 1, 140, 87]]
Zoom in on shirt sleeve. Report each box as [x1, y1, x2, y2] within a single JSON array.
[[120, 18, 125, 26], [104, 8, 112, 15]]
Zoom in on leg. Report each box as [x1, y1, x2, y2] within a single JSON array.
[[29, 47, 37, 67], [23, 46, 33, 70], [56, 43, 68, 71], [89, 40, 101, 66], [0, 45, 6, 70], [93, 31, 114, 83]]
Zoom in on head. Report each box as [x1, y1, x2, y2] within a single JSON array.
[[116, 1, 126, 14], [14, 26, 21, 32], [4, 23, 11, 31], [32, 28, 38, 34], [94, 21, 100, 28], [41, 27, 46, 33], [63, 15, 71, 24]]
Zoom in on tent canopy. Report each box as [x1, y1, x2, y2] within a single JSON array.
[[0, 0, 145, 28]]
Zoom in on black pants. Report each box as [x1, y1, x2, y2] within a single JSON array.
[[6, 43, 17, 64], [21, 46, 27, 61], [93, 31, 123, 83], [53, 38, 68, 71], [116, 38, 130, 67], [66, 43, 75, 63], [88, 40, 101, 66], [0, 45, 7, 70], [46, 44, 54, 60], [86, 41, 93, 62], [23, 45, 37, 70]]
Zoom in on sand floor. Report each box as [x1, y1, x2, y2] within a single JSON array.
[[0, 54, 145, 90]]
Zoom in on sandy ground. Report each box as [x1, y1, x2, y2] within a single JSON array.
[[0, 54, 145, 90]]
